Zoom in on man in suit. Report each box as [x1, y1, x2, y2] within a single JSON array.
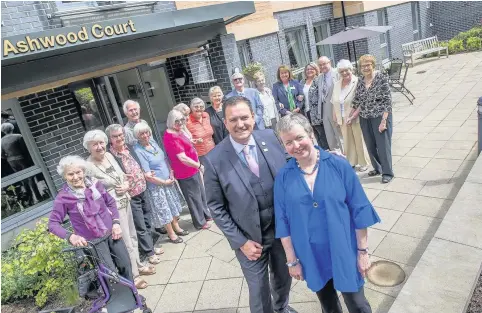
[[318, 56, 343, 152], [225, 72, 265, 130], [203, 96, 296, 313]]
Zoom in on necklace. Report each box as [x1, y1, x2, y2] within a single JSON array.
[[141, 143, 159, 156], [296, 149, 320, 175]]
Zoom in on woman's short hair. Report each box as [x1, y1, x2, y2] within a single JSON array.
[[277, 65, 293, 81], [166, 109, 185, 129], [173, 102, 189, 113], [208, 86, 223, 98], [104, 124, 124, 141], [1, 122, 14, 134], [336, 59, 354, 71], [190, 97, 205, 110], [276, 113, 313, 137], [123, 99, 140, 114], [133, 121, 152, 139], [304, 62, 320, 77], [83, 129, 108, 150], [359, 54, 377, 67], [57, 155, 88, 177]]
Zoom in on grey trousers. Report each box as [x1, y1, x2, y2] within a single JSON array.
[[360, 114, 394, 178], [313, 124, 330, 150], [316, 279, 372, 313], [178, 172, 211, 229], [235, 237, 292, 313], [96, 236, 134, 282], [322, 103, 343, 152], [130, 191, 155, 257]]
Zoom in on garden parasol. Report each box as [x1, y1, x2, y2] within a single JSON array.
[[316, 25, 393, 68]]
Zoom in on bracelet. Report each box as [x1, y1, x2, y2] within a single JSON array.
[[286, 259, 300, 267], [357, 247, 369, 254]]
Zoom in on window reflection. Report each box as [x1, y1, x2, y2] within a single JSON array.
[[1, 174, 52, 219], [72, 87, 104, 131], [1, 109, 34, 178]]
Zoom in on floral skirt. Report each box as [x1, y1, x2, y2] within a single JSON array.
[[146, 183, 183, 228]]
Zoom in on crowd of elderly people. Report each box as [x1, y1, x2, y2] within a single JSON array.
[[48, 53, 390, 310]]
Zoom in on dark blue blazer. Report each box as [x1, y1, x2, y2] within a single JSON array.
[[272, 80, 304, 116], [203, 130, 287, 250]]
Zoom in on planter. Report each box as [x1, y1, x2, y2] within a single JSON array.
[[38, 306, 76, 313]]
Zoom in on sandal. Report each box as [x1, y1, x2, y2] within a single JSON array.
[[134, 277, 148, 289], [201, 223, 211, 230], [139, 265, 156, 276], [154, 246, 164, 255], [168, 236, 183, 244], [368, 170, 381, 177], [175, 230, 190, 236], [148, 254, 162, 264]]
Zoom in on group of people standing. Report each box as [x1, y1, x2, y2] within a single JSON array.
[[48, 54, 391, 313]]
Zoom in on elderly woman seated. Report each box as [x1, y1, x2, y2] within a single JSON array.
[[274, 114, 380, 313], [48, 155, 133, 281], [132, 122, 188, 244], [83, 130, 155, 289]]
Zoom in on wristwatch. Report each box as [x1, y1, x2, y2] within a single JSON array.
[[286, 259, 300, 267]]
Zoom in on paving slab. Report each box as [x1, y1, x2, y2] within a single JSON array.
[[371, 208, 403, 232], [195, 278, 243, 310], [169, 257, 212, 283], [405, 196, 452, 218], [372, 191, 415, 211], [390, 213, 442, 240], [373, 233, 430, 266], [385, 178, 426, 195], [156, 281, 204, 313]]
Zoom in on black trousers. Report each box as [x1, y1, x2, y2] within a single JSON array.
[[313, 124, 330, 150], [235, 237, 292, 313], [130, 191, 155, 257], [96, 236, 134, 282], [359, 114, 394, 178], [316, 279, 372, 313], [178, 172, 211, 229]]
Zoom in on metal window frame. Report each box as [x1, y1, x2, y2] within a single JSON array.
[[377, 9, 390, 64], [313, 21, 335, 62], [284, 26, 310, 71], [1, 98, 57, 227]]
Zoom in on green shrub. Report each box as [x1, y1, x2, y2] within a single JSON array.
[[453, 26, 482, 43], [242, 62, 265, 82], [466, 36, 482, 51], [1, 218, 79, 307], [448, 39, 464, 54]]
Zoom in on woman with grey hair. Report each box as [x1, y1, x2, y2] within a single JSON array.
[[186, 97, 215, 164], [331, 59, 370, 172], [163, 109, 212, 230], [83, 130, 155, 289], [274, 113, 380, 313], [173, 102, 193, 140], [254, 72, 279, 130], [132, 122, 188, 244], [48, 155, 134, 282], [206, 86, 229, 144]]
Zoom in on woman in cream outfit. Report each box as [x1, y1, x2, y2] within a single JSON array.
[[331, 60, 370, 171]]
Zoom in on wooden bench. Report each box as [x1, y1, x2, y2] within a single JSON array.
[[401, 36, 448, 67]]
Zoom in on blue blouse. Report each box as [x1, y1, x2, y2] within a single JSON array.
[[133, 140, 170, 188], [274, 147, 380, 293]]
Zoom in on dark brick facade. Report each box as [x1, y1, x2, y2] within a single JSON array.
[[18, 86, 87, 189], [431, 1, 482, 41], [249, 33, 284, 87], [386, 3, 414, 59]]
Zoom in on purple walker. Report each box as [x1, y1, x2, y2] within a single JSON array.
[[63, 235, 152, 313]]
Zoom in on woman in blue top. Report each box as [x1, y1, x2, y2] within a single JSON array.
[[272, 65, 304, 117], [132, 122, 188, 244], [274, 113, 380, 313]]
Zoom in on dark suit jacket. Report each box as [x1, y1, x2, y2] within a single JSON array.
[[205, 106, 229, 145], [203, 130, 287, 250], [272, 79, 304, 116]]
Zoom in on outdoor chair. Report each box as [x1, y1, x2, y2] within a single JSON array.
[[386, 59, 415, 105]]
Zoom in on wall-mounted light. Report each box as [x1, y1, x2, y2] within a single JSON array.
[[173, 66, 189, 87]]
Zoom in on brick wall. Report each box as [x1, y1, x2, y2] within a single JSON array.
[[1, 1, 61, 37], [187, 51, 215, 84], [386, 2, 414, 59], [330, 13, 369, 64], [18, 86, 87, 189], [249, 33, 284, 87], [431, 1, 482, 40], [419, 1, 433, 39], [152, 1, 176, 13]]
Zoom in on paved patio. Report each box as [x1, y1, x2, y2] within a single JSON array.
[[138, 51, 482, 313]]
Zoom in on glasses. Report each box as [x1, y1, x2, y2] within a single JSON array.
[[339, 69, 351, 74], [174, 118, 186, 124], [361, 64, 373, 69], [111, 133, 124, 139], [319, 61, 330, 66], [193, 105, 205, 110], [233, 78, 243, 82]]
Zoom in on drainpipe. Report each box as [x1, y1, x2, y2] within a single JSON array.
[[341, 1, 352, 62]]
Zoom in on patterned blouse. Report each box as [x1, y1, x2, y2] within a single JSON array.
[[109, 145, 146, 197], [352, 71, 392, 119], [300, 78, 321, 125]]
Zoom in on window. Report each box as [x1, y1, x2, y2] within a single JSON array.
[[1, 103, 53, 220], [285, 27, 310, 71], [55, 1, 126, 12], [71, 85, 107, 131], [313, 22, 335, 62], [237, 41, 252, 69], [377, 10, 390, 62], [411, 2, 421, 41], [187, 51, 215, 84]]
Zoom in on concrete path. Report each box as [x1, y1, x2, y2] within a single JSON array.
[[138, 51, 481, 313]]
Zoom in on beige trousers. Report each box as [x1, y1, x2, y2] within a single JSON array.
[[340, 119, 370, 167], [118, 203, 143, 278]]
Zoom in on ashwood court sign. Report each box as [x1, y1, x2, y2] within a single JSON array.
[[3, 20, 137, 57]]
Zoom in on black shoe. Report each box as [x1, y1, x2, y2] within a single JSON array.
[[368, 170, 381, 177], [156, 227, 168, 235], [275, 306, 298, 313], [382, 176, 393, 184]]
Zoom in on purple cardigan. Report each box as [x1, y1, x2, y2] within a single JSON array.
[[48, 181, 119, 241]]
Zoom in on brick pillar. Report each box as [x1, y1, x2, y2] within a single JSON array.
[[208, 34, 238, 92]]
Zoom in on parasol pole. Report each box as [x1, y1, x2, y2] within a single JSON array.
[[341, 1, 352, 62]]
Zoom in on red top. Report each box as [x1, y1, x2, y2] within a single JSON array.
[[186, 112, 215, 156], [163, 130, 199, 180]]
